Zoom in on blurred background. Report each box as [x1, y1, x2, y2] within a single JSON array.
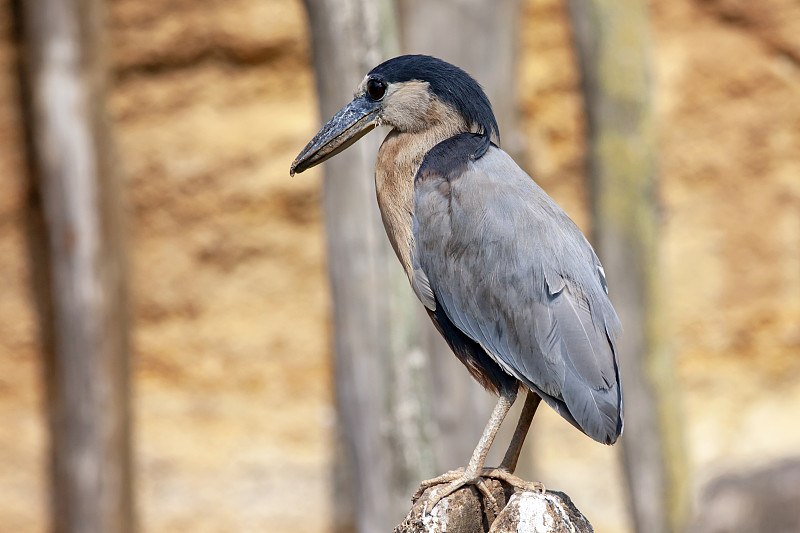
[[1, 0, 799, 532]]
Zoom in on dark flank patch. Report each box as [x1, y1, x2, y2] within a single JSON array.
[[369, 55, 499, 157], [416, 133, 495, 182], [426, 296, 517, 395]]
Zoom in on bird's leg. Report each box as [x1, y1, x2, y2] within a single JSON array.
[[499, 390, 541, 473], [480, 391, 546, 493], [414, 387, 517, 515], [413, 389, 547, 515]]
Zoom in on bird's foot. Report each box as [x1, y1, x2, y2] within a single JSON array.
[[412, 467, 545, 516], [413, 467, 501, 516], [480, 467, 546, 494]]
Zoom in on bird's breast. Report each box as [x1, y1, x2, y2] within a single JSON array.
[[375, 131, 417, 280], [374, 123, 470, 287]]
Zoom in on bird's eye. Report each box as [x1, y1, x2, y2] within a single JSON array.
[[366, 79, 386, 101]]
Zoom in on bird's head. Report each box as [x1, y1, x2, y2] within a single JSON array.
[[290, 54, 499, 176]]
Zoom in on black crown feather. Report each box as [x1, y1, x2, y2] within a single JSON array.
[[368, 55, 499, 159]]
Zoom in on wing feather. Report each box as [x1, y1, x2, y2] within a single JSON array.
[[413, 138, 623, 444]]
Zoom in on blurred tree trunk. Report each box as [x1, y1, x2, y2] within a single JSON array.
[[302, 1, 524, 532], [566, 1, 690, 533], [395, 0, 529, 475], [302, 2, 422, 532], [18, 1, 134, 533], [397, 0, 527, 163]]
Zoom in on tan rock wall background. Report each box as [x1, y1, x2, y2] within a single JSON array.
[[0, 0, 797, 532]]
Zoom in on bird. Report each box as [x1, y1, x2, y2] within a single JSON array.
[[290, 54, 623, 513]]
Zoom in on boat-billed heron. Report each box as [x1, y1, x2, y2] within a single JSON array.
[[291, 55, 623, 512]]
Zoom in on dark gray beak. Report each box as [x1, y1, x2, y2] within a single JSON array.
[[290, 94, 381, 176]]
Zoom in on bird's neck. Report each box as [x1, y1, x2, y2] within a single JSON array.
[[375, 119, 467, 280]]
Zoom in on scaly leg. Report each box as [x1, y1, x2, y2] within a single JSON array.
[[499, 390, 541, 472], [413, 388, 516, 515], [413, 388, 545, 515], [482, 390, 545, 493]]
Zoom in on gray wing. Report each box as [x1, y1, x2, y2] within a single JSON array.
[[413, 143, 623, 444]]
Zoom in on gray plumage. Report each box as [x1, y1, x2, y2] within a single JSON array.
[[291, 56, 625, 505], [413, 135, 623, 444]]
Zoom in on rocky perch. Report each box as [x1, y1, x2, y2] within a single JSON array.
[[395, 481, 594, 533]]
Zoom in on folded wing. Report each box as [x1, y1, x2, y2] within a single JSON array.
[[413, 134, 623, 444]]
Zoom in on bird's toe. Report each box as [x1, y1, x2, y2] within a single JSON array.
[[412, 468, 466, 501], [480, 467, 546, 494], [423, 473, 479, 515], [414, 466, 545, 516]]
